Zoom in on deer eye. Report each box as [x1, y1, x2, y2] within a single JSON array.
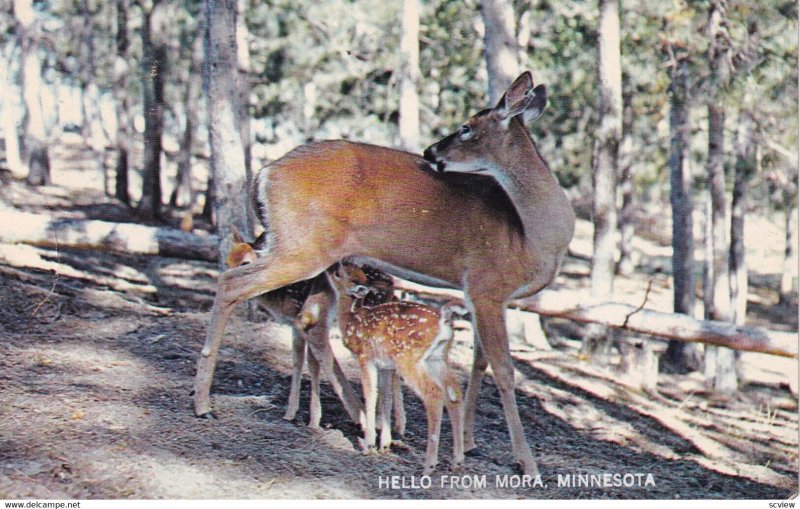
[[459, 124, 474, 140]]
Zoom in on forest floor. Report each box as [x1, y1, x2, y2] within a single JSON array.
[[0, 141, 798, 500]]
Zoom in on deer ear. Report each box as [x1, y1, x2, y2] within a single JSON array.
[[230, 225, 245, 243], [443, 301, 469, 318], [493, 72, 535, 123], [522, 84, 547, 123], [347, 285, 371, 298]]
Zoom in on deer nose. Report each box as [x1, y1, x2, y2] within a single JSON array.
[[423, 147, 446, 172]]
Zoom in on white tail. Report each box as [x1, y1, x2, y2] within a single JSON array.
[[329, 263, 466, 475], [195, 71, 575, 476]]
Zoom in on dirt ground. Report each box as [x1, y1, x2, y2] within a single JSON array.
[[0, 172, 798, 500]]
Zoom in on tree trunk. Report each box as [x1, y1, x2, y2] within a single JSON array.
[[729, 110, 755, 326], [617, 85, 635, 276], [780, 206, 797, 300], [480, 0, 519, 105], [236, 0, 255, 231], [171, 14, 205, 210], [205, 0, 251, 268], [137, 0, 168, 221], [78, 0, 105, 179], [0, 45, 23, 178], [398, 0, 421, 152], [114, 0, 131, 206], [662, 51, 703, 374], [583, 0, 622, 363], [703, 0, 737, 393], [15, 0, 51, 186]]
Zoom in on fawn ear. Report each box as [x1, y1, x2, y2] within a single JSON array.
[[329, 263, 345, 282], [347, 285, 371, 298], [443, 301, 469, 318], [230, 225, 245, 243]]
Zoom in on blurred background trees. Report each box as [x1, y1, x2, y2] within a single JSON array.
[[0, 0, 796, 391]]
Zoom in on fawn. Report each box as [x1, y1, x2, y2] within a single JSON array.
[[226, 227, 402, 430], [328, 263, 467, 475]]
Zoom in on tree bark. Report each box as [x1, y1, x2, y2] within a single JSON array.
[[205, 0, 251, 268], [583, 0, 622, 362], [662, 50, 703, 374], [235, 0, 255, 231], [137, 0, 168, 220], [15, 0, 51, 186], [617, 86, 635, 276], [114, 0, 131, 206], [0, 45, 23, 178], [780, 206, 797, 300], [398, 0, 421, 152], [480, 0, 519, 105], [170, 14, 205, 209], [729, 110, 755, 326], [703, 0, 737, 393], [78, 0, 105, 173]]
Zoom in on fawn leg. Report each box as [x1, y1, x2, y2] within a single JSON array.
[[283, 329, 306, 421], [392, 372, 406, 437], [377, 368, 394, 451]]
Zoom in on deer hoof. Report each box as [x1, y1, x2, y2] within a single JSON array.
[[464, 447, 483, 458]]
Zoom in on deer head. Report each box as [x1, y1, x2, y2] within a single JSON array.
[[423, 71, 547, 177]]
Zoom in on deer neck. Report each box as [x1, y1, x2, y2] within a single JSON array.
[[335, 295, 363, 332], [488, 127, 575, 254]]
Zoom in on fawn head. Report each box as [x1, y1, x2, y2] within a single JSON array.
[[441, 301, 469, 322], [226, 226, 266, 268], [423, 71, 547, 176], [329, 263, 394, 304]]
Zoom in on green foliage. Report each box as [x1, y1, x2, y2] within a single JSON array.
[[0, 0, 795, 214]]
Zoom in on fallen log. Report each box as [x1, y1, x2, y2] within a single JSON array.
[[0, 206, 219, 262], [392, 280, 798, 359], [515, 290, 798, 359]]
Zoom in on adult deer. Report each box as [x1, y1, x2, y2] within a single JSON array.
[[194, 72, 575, 475]]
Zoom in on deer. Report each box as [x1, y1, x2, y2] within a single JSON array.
[[327, 262, 467, 475], [194, 72, 575, 476], [225, 227, 402, 431]]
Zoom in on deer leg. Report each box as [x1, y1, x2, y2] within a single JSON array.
[[463, 335, 488, 452], [307, 339, 322, 428], [194, 295, 239, 417], [422, 400, 444, 476], [283, 329, 306, 422], [445, 393, 465, 473], [304, 325, 365, 426], [360, 362, 379, 450], [193, 251, 330, 417], [471, 301, 539, 477], [377, 368, 394, 452], [392, 372, 406, 437]]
